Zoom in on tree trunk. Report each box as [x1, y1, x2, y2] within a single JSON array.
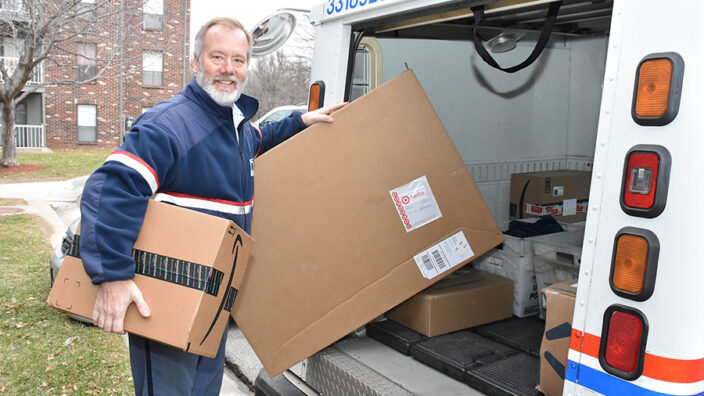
[[1, 98, 19, 168]]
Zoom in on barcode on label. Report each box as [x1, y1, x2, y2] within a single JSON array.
[[431, 249, 446, 269], [421, 254, 434, 271]]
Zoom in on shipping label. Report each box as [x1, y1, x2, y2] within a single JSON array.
[[390, 175, 442, 232], [413, 231, 474, 279]]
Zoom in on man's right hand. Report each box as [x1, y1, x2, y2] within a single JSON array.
[[92, 279, 151, 334]]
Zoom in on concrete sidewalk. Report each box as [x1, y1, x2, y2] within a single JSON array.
[[0, 177, 254, 395]]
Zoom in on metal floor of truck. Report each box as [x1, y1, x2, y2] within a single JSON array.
[[257, 316, 547, 396]]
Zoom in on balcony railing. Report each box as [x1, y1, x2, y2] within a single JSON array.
[[0, 57, 43, 84], [0, 124, 45, 149]]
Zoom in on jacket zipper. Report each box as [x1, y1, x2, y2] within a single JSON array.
[[235, 119, 248, 230]]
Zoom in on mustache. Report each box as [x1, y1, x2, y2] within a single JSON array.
[[214, 75, 237, 83]]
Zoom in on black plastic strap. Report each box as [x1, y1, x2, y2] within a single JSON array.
[[68, 235, 225, 296], [224, 287, 238, 312], [472, 1, 562, 73]]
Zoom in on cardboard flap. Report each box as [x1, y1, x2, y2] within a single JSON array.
[[187, 224, 253, 357], [233, 70, 503, 376]]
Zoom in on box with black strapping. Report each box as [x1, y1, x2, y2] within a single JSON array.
[[47, 200, 253, 358]]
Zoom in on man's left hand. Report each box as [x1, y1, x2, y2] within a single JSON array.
[[301, 102, 348, 126]]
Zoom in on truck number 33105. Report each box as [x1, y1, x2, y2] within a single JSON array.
[[327, 0, 384, 16]]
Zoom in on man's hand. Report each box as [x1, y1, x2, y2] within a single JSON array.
[[92, 279, 150, 334], [301, 102, 348, 127]]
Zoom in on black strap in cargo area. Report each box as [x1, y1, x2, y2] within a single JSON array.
[[67, 235, 224, 297], [471, 1, 562, 73]]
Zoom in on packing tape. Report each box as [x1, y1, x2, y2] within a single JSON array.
[[67, 235, 225, 297]]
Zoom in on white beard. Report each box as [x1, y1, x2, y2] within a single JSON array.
[[196, 68, 246, 107]]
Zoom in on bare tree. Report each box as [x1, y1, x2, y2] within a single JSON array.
[[0, 0, 145, 167], [244, 11, 314, 119]]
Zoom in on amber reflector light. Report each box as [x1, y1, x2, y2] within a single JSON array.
[[635, 58, 673, 118]]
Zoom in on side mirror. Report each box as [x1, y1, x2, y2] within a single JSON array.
[[250, 11, 297, 57]]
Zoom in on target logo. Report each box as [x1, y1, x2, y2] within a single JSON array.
[[401, 196, 411, 205]]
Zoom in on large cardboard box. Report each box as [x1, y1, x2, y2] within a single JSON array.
[[509, 170, 591, 223], [233, 70, 504, 376], [47, 200, 253, 358], [387, 269, 513, 337], [537, 279, 578, 396]]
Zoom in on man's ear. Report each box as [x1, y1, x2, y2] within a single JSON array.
[[191, 56, 199, 75]]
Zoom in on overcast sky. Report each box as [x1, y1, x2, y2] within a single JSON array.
[[189, 0, 322, 57]]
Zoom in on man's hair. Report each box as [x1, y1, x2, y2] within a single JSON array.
[[193, 17, 253, 62]]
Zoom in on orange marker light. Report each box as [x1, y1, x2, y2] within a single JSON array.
[[631, 52, 683, 126], [609, 227, 659, 302], [308, 81, 325, 112], [613, 234, 648, 293], [634, 58, 672, 118]]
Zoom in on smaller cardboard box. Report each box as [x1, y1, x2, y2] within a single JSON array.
[[509, 170, 591, 223], [537, 279, 578, 396], [387, 269, 513, 337], [47, 200, 253, 358]]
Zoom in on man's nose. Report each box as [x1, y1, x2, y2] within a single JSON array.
[[221, 59, 235, 74]]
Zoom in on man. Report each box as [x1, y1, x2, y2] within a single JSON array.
[[79, 17, 345, 396]]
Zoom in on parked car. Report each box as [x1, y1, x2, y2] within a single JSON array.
[[253, 105, 307, 127]]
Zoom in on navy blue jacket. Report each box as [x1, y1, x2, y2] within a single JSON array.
[[79, 78, 306, 284]]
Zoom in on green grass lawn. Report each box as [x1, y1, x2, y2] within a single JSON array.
[[0, 215, 133, 394], [0, 149, 113, 182]]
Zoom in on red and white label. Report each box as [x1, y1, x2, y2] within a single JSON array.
[[523, 200, 588, 216], [390, 176, 442, 232]]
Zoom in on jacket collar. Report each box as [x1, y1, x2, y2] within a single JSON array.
[[184, 78, 260, 122]]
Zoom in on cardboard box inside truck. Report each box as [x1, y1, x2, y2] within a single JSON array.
[[47, 200, 253, 358], [509, 170, 591, 223], [537, 279, 578, 396], [232, 70, 505, 376], [387, 268, 513, 337]]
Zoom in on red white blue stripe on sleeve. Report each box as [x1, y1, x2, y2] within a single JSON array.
[[105, 151, 160, 194], [154, 192, 253, 215]]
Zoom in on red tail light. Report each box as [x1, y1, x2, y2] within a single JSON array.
[[604, 311, 642, 372], [621, 145, 670, 218], [599, 305, 648, 380], [624, 152, 659, 209]]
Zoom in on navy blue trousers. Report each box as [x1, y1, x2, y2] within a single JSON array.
[[128, 322, 228, 396]]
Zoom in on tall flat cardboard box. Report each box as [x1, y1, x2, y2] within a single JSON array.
[[509, 170, 591, 223], [47, 200, 253, 358], [538, 279, 578, 396], [387, 269, 513, 337], [233, 70, 504, 376]]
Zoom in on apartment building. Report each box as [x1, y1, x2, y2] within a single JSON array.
[[5, 0, 190, 150]]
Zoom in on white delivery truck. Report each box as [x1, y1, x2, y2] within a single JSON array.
[[252, 0, 703, 395]]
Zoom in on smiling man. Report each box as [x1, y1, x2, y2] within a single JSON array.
[[78, 17, 345, 396]]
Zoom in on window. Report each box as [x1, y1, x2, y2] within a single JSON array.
[[77, 43, 97, 81], [143, 0, 164, 30], [1, 38, 21, 75], [350, 47, 370, 101], [142, 51, 163, 86], [349, 38, 382, 101], [77, 105, 97, 142], [78, 0, 96, 20], [15, 102, 26, 125]]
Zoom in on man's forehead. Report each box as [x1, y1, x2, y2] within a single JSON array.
[[205, 24, 246, 40]]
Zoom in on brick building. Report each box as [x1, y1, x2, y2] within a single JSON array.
[[11, 0, 190, 150]]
